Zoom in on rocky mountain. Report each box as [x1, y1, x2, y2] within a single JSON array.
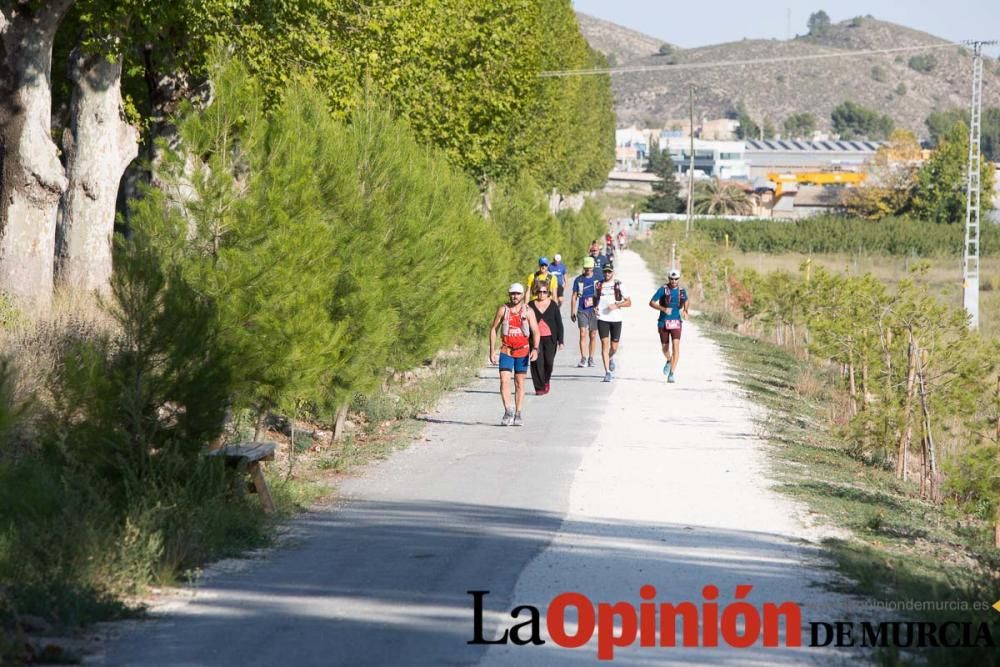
[[576, 12, 1000, 140], [575, 12, 671, 67]]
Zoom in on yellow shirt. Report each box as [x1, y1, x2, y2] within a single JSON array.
[[526, 272, 558, 301]]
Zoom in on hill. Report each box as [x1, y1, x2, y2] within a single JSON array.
[[575, 11, 668, 67], [576, 13, 1000, 139]]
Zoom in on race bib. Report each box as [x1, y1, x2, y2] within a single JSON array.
[[582, 296, 594, 309], [663, 320, 681, 330]]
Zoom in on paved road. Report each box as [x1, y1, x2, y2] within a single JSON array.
[[95, 250, 854, 666]]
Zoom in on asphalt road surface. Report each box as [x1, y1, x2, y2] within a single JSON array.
[[95, 250, 855, 666]]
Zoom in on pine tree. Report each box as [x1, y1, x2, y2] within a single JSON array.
[[645, 144, 682, 213]]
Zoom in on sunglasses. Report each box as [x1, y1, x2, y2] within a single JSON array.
[[537, 290, 549, 295]]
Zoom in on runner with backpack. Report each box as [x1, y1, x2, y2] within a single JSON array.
[[526, 257, 558, 302], [489, 283, 541, 426], [595, 264, 632, 383], [649, 269, 689, 383], [570, 256, 600, 368]]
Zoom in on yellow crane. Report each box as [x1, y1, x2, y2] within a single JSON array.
[[766, 171, 867, 199]]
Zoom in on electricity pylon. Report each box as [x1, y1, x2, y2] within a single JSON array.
[[963, 40, 996, 330]]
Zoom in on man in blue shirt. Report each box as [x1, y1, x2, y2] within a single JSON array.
[[549, 253, 567, 305], [648, 269, 689, 383], [570, 256, 600, 368]]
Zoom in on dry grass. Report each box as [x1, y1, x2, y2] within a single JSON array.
[[726, 249, 1000, 338], [0, 290, 117, 461]]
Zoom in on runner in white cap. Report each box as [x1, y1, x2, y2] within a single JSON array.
[[649, 269, 689, 383], [549, 253, 567, 305], [489, 283, 540, 425]]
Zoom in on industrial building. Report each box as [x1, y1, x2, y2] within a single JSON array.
[[658, 137, 749, 180], [743, 139, 883, 179]]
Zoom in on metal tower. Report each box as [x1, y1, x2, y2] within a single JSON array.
[[963, 41, 996, 329]]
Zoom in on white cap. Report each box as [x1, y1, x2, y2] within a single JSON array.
[[554, 253, 562, 262], [509, 283, 524, 293], [668, 269, 681, 279]]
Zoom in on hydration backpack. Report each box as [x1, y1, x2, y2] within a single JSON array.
[[659, 285, 687, 310], [595, 280, 622, 305], [501, 305, 530, 350]]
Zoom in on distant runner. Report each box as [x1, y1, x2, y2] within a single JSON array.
[[528, 281, 564, 395], [595, 264, 632, 382], [526, 257, 558, 302], [570, 257, 600, 368], [548, 253, 567, 305], [489, 283, 540, 426], [649, 269, 688, 384], [589, 243, 610, 275]]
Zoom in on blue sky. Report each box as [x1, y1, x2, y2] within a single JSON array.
[[572, 0, 1000, 57]]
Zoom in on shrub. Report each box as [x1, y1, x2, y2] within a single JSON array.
[[687, 216, 1000, 256], [908, 54, 937, 73]]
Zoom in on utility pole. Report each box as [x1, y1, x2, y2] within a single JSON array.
[[686, 84, 695, 236], [962, 40, 996, 330]]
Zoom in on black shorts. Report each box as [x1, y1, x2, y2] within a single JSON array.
[[557, 285, 564, 299], [598, 320, 622, 342]]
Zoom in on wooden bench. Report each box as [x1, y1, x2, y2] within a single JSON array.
[[206, 442, 277, 513]]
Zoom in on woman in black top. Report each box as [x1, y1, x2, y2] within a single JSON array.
[[529, 281, 564, 395]]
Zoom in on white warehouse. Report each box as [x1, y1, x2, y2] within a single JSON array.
[[659, 137, 749, 180]]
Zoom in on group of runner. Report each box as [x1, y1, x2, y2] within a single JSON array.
[[488, 232, 689, 426]]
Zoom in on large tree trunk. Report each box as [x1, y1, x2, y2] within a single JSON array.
[[0, 0, 75, 312], [56, 48, 139, 295]]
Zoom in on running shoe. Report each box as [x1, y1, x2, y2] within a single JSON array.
[[663, 361, 671, 376], [513, 412, 523, 426], [603, 371, 612, 383], [501, 409, 514, 426], [545, 382, 550, 393], [577, 357, 587, 368], [609, 358, 616, 372], [587, 357, 595, 368], [668, 372, 676, 383]]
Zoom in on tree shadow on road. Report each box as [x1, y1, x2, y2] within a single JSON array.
[[100, 499, 862, 666]]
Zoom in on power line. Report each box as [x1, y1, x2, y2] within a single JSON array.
[[539, 42, 959, 78]]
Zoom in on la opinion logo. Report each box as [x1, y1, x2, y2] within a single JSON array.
[[468, 586, 998, 660], [468, 585, 801, 660]]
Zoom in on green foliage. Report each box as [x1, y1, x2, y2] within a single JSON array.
[[658, 44, 675, 56], [807, 10, 831, 37], [693, 180, 753, 215], [689, 215, 1000, 256], [783, 112, 816, 138], [640, 223, 1000, 520], [908, 53, 938, 73], [895, 82, 907, 96], [913, 122, 995, 224], [56, 0, 614, 194], [491, 174, 561, 273], [645, 144, 682, 213], [734, 103, 761, 140], [870, 65, 886, 82], [519, 2, 616, 192], [831, 101, 894, 140], [150, 58, 519, 418], [926, 107, 1000, 161]]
